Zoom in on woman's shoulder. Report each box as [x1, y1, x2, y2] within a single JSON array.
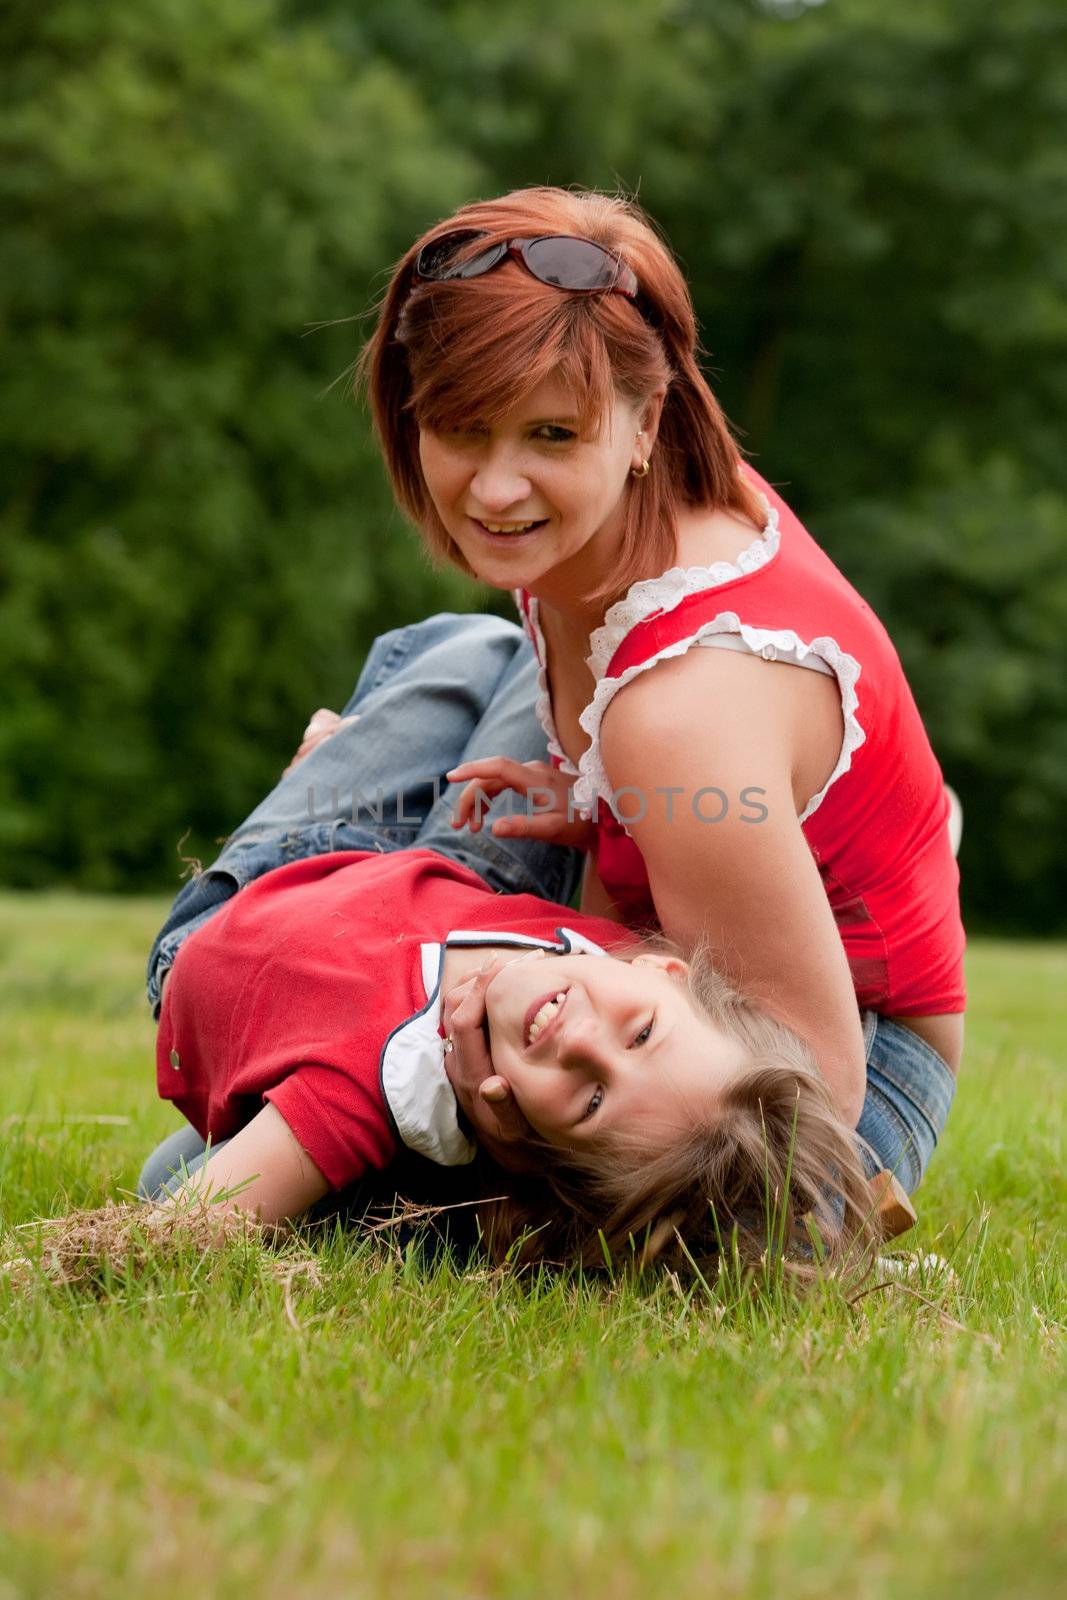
[[672, 502, 771, 570], [586, 499, 780, 682]]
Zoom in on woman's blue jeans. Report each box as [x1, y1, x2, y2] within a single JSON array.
[[138, 613, 956, 1204], [856, 1009, 956, 1194]]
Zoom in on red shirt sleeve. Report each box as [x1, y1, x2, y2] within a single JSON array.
[[264, 1062, 397, 1191]]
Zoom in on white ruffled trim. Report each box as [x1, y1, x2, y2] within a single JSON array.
[[514, 498, 867, 824], [516, 501, 784, 805], [572, 616, 865, 825], [585, 498, 781, 681]]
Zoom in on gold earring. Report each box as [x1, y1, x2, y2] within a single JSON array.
[[631, 458, 651, 478]]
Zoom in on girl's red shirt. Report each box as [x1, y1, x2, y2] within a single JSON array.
[[156, 849, 628, 1188]]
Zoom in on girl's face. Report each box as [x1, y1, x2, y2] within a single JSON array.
[[444, 949, 748, 1155], [417, 375, 656, 603]]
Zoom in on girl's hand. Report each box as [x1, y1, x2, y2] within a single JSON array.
[[282, 709, 360, 777], [440, 955, 541, 1174], [445, 757, 595, 852]]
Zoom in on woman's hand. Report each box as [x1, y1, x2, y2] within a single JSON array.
[[282, 708, 360, 777], [445, 757, 596, 852], [440, 956, 541, 1174]]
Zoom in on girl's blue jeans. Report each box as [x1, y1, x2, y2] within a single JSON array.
[[139, 613, 955, 1205]]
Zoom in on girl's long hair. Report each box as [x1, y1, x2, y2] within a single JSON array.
[[476, 934, 882, 1289], [356, 186, 765, 612]]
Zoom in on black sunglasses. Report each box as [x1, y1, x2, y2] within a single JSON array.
[[413, 230, 654, 322]]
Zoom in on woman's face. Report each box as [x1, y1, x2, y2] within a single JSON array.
[[443, 949, 748, 1155], [417, 375, 653, 600]]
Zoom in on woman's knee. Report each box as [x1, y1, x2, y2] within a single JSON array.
[[345, 613, 525, 711]]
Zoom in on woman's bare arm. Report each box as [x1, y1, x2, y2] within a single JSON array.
[[599, 647, 867, 1127]]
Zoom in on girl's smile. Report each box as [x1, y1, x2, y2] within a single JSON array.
[[523, 984, 569, 1050]]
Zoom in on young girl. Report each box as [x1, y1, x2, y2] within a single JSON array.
[[352, 186, 964, 1196], [140, 615, 880, 1276]]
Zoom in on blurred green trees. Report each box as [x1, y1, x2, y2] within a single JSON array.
[[2, 0, 1065, 930]]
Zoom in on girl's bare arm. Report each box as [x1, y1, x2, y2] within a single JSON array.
[[156, 1101, 331, 1233]]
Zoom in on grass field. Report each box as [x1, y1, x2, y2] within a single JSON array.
[[1, 891, 1064, 1600]]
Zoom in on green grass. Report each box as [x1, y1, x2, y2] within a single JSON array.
[[1, 892, 1064, 1600]]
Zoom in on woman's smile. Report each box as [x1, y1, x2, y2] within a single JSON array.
[[468, 512, 549, 533], [467, 514, 551, 547]]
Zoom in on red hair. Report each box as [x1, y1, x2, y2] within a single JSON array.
[[356, 186, 764, 611]]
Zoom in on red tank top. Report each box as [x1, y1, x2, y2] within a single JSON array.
[[515, 468, 965, 1016]]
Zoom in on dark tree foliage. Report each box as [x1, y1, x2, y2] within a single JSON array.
[[2, 0, 1065, 930], [0, 0, 485, 888]]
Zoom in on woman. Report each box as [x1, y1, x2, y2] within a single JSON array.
[[139, 614, 881, 1277], [346, 185, 964, 1194]]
